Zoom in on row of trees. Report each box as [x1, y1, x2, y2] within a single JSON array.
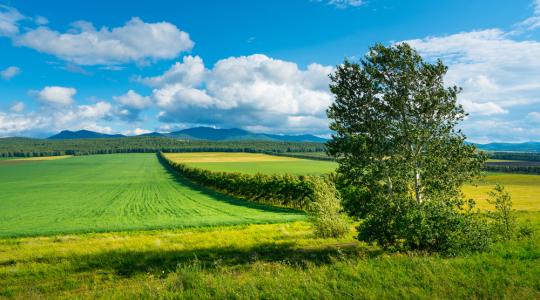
[[159, 152, 323, 209], [159, 152, 349, 237]]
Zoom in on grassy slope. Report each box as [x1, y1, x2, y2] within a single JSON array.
[[165, 152, 338, 175], [0, 221, 538, 299], [0, 154, 303, 237]]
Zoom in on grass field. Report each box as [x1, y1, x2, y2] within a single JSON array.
[[1, 221, 538, 299], [164, 152, 338, 175], [0, 153, 303, 237]]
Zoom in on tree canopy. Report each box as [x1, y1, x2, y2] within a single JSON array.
[[327, 43, 487, 252]]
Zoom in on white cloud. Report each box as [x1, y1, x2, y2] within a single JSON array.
[[143, 54, 334, 134], [122, 128, 152, 136], [0, 66, 21, 80], [0, 5, 24, 37], [518, 0, 540, 30], [113, 90, 151, 121], [114, 90, 151, 110], [11, 16, 193, 65], [34, 16, 48, 25], [136, 55, 205, 87], [0, 101, 114, 136], [526, 111, 540, 123], [35, 86, 77, 106], [404, 29, 540, 116], [9, 102, 25, 113], [314, 0, 364, 8], [460, 99, 508, 116]]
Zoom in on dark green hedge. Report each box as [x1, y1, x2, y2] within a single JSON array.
[[158, 152, 329, 210]]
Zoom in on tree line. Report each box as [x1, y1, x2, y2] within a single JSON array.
[[0, 137, 326, 158], [159, 152, 328, 210]]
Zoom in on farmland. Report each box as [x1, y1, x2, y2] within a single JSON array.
[[0, 151, 539, 298], [0, 153, 303, 237], [164, 152, 338, 175], [163, 152, 539, 211]]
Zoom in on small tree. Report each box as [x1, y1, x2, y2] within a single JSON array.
[[327, 43, 487, 252], [487, 184, 516, 241], [308, 177, 350, 238]]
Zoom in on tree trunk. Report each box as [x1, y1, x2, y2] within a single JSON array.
[[414, 166, 422, 203]]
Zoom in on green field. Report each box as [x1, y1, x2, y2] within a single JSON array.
[[0, 154, 304, 237], [164, 152, 338, 175]]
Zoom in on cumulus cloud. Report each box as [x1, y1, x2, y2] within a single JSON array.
[[113, 90, 151, 121], [0, 66, 20, 80], [403, 28, 540, 141], [0, 101, 114, 137], [35, 86, 77, 106], [1, 5, 194, 65], [136, 55, 205, 87], [0, 5, 24, 37], [141, 54, 334, 134]]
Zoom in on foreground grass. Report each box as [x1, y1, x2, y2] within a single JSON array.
[[0, 154, 304, 237], [0, 220, 538, 299], [164, 152, 338, 175]]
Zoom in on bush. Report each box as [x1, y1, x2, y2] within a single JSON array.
[[357, 196, 492, 254], [307, 177, 350, 238]]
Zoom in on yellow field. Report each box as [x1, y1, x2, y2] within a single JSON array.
[[163, 152, 299, 163], [11, 155, 72, 161], [463, 173, 540, 211], [0, 155, 71, 165]]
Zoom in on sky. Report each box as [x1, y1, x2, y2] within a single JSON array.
[[0, 0, 540, 142]]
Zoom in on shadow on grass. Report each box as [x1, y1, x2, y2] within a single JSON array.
[[157, 153, 305, 216], [69, 242, 378, 277]]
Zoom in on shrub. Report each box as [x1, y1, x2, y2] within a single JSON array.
[[357, 195, 492, 254], [487, 184, 516, 241], [307, 177, 350, 238]]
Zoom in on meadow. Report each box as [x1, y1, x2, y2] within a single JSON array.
[[0, 221, 538, 299], [0, 154, 303, 237]]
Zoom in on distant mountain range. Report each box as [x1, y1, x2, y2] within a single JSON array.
[[44, 128, 540, 151], [47, 127, 328, 143]]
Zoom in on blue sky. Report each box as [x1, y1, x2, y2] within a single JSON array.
[[1, 0, 540, 142]]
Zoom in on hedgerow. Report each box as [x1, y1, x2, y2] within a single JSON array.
[[159, 152, 321, 209]]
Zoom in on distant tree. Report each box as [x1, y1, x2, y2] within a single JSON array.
[[327, 43, 487, 252]]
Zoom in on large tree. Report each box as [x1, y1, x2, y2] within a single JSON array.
[[327, 43, 487, 252]]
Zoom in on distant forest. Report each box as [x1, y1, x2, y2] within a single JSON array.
[[2, 136, 540, 175], [0, 136, 326, 157]]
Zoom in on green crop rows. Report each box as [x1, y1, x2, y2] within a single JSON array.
[[0, 154, 304, 237]]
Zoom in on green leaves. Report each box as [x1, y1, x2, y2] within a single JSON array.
[[327, 43, 489, 253]]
